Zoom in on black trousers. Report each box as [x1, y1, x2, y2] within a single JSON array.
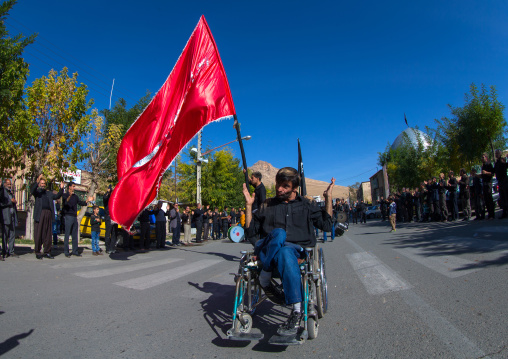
[[222, 222, 229, 239], [34, 209, 53, 254], [203, 222, 209, 240], [105, 217, 118, 251], [195, 221, 203, 242], [156, 221, 166, 248], [213, 222, 220, 240], [140, 221, 151, 249], [483, 184, 495, 218], [64, 215, 79, 255], [171, 224, 181, 244]]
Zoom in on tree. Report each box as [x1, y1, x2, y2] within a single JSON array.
[[378, 127, 442, 191], [438, 83, 506, 165], [178, 147, 245, 209], [0, 0, 36, 177], [101, 92, 152, 183], [23, 67, 95, 239]]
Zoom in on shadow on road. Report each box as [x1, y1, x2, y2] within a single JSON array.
[[0, 329, 34, 356], [188, 281, 289, 352], [354, 218, 508, 271]]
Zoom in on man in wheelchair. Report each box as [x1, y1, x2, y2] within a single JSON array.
[[242, 167, 334, 336]]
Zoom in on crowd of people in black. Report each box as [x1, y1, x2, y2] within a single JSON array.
[[377, 151, 508, 224]]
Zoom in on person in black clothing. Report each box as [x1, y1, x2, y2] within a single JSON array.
[[471, 167, 485, 219], [480, 153, 495, 219], [447, 171, 459, 220], [153, 202, 169, 248], [30, 175, 65, 259], [437, 173, 449, 221], [202, 205, 210, 241], [139, 206, 153, 250], [494, 149, 508, 218], [1, 178, 19, 258], [405, 188, 413, 222], [248, 171, 266, 213], [343, 199, 350, 225], [90, 206, 103, 255], [357, 200, 366, 223], [62, 182, 93, 257], [221, 206, 229, 240], [458, 168, 471, 221], [193, 203, 205, 243], [103, 186, 118, 253], [243, 167, 334, 336], [212, 207, 220, 240]]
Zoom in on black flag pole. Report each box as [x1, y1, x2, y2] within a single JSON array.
[[233, 114, 250, 187], [298, 138, 307, 197], [404, 113, 409, 127]]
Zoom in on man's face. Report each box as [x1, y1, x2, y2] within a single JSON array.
[[249, 175, 258, 186], [449, 172, 453, 178], [186, 206, 190, 212], [495, 150, 501, 159], [197, 203, 201, 209], [174, 204, 178, 210], [276, 180, 297, 201], [482, 154, 489, 163], [69, 184, 76, 192], [4, 179, 11, 190], [39, 180, 46, 189]]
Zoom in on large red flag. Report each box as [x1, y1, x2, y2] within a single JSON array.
[[109, 15, 236, 229]]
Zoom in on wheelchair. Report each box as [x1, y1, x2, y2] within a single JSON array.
[[227, 243, 328, 345]]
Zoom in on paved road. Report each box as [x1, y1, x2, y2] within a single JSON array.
[[0, 219, 507, 358]]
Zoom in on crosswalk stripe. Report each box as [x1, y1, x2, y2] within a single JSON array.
[[347, 252, 411, 295], [50, 255, 151, 269], [73, 258, 183, 278], [114, 259, 223, 290], [393, 247, 481, 278]]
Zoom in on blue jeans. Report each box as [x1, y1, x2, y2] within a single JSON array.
[[254, 228, 304, 305], [91, 231, 100, 252]]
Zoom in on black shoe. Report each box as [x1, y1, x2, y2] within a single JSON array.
[[277, 311, 302, 336], [262, 283, 285, 305], [44, 253, 54, 259], [8, 253, 19, 258], [73, 253, 82, 257], [36, 254, 43, 260], [65, 254, 71, 258]]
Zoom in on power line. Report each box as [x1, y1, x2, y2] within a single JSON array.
[[335, 167, 377, 185]]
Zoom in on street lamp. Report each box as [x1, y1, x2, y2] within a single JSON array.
[[191, 133, 252, 205]]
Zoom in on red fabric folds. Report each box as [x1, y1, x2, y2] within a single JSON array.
[[109, 15, 236, 229]]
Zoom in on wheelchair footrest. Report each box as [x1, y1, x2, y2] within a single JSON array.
[[268, 329, 306, 346], [228, 332, 264, 341]]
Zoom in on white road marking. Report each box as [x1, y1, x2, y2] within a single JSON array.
[[114, 259, 223, 290], [50, 256, 151, 269], [393, 247, 481, 278], [343, 234, 490, 359], [400, 290, 490, 359], [347, 252, 411, 295], [73, 258, 183, 278]]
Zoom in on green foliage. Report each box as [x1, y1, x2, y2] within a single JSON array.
[[177, 147, 244, 209], [439, 83, 506, 164], [378, 128, 441, 190], [0, 0, 36, 177], [100, 93, 152, 183], [23, 67, 93, 181]]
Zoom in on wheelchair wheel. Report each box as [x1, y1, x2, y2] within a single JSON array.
[[307, 316, 319, 339], [316, 247, 328, 318], [234, 313, 253, 333]]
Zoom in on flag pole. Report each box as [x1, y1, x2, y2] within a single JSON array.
[[233, 115, 250, 187], [298, 138, 307, 197]]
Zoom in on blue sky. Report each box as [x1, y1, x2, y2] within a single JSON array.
[[7, 0, 508, 186]]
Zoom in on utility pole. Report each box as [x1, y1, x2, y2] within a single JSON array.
[[196, 131, 202, 205]]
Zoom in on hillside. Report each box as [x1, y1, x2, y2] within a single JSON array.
[[249, 161, 350, 200]]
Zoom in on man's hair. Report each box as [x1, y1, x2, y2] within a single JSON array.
[[449, 170, 454, 176], [92, 205, 99, 210], [68, 181, 75, 188], [251, 171, 262, 181], [275, 167, 300, 189], [460, 168, 466, 175]]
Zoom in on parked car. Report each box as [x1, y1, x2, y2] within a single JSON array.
[[365, 205, 381, 219]]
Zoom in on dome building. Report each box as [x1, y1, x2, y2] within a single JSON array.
[[391, 127, 430, 151]]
